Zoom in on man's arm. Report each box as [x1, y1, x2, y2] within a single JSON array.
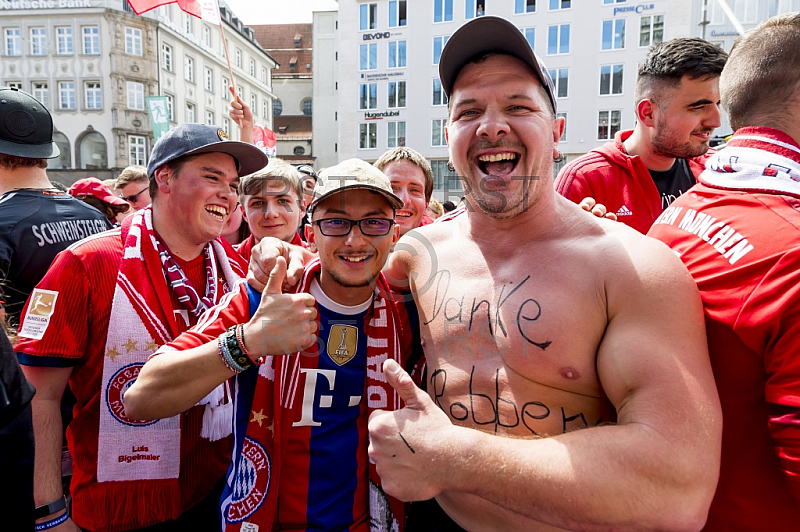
[[229, 86, 254, 145], [369, 238, 721, 531], [125, 258, 317, 420], [22, 365, 80, 531]]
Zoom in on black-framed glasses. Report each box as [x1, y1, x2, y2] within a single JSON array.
[[120, 185, 149, 204], [314, 218, 394, 237]]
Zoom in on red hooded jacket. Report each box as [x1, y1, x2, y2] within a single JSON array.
[[555, 129, 712, 234]]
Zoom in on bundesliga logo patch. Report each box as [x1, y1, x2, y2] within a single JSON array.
[[19, 288, 58, 340], [227, 437, 271, 523]]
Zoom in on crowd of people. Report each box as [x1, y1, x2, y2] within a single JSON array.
[[1, 12, 798, 532]]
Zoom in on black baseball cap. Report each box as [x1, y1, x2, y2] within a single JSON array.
[[146, 123, 269, 179], [0, 88, 59, 159], [438, 16, 557, 114]]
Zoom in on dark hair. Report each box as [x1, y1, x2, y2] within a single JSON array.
[[441, 200, 457, 212], [721, 13, 800, 131], [0, 154, 48, 170], [149, 153, 205, 199], [635, 38, 728, 105], [74, 195, 129, 222]]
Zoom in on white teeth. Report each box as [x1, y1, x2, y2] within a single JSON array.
[[478, 153, 516, 162], [342, 255, 368, 263], [205, 205, 228, 220], [397, 212, 412, 218]]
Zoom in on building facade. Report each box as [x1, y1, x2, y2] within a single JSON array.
[[0, 0, 275, 185]]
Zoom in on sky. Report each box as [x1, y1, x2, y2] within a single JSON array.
[[223, 0, 339, 25]]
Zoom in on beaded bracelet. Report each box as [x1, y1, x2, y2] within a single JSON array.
[[224, 326, 252, 371], [235, 324, 263, 365], [217, 337, 237, 373], [35, 511, 69, 531], [219, 333, 248, 373]]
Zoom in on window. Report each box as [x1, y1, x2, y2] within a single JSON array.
[[85, 81, 102, 109], [388, 40, 407, 68], [432, 159, 461, 193], [58, 82, 76, 110], [30, 28, 47, 56], [48, 131, 71, 169], [603, 0, 626, 3], [557, 112, 567, 141], [249, 58, 256, 77], [273, 99, 282, 116], [184, 56, 194, 82], [599, 64, 624, 95], [78, 131, 107, 169], [222, 118, 230, 136], [221, 77, 229, 98], [125, 27, 143, 56], [733, 0, 758, 23], [250, 94, 257, 114], [547, 24, 570, 55], [597, 110, 622, 140], [433, 36, 450, 64], [360, 3, 377, 30], [294, 146, 306, 156], [261, 67, 268, 84], [56, 27, 73, 55], [126, 81, 144, 110], [466, 0, 485, 19], [639, 15, 664, 47], [548, 68, 569, 98], [549, 0, 570, 9], [432, 79, 448, 105], [82, 26, 100, 55], [32, 82, 49, 108], [359, 83, 378, 110], [5, 28, 20, 56], [204, 67, 213, 91], [262, 99, 269, 118], [389, 0, 407, 27], [359, 123, 377, 149], [388, 121, 406, 148], [521, 27, 535, 51], [388, 81, 406, 108], [128, 135, 147, 166], [6, 82, 22, 90], [302, 98, 312, 115], [515, 0, 536, 13], [203, 26, 211, 47], [162, 43, 173, 71], [434, 0, 453, 22], [165, 94, 174, 121], [359, 43, 377, 70], [602, 19, 626, 50], [235, 48, 242, 68], [186, 102, 196, 123], [184, 13, 193, 34], [432, 118, 447, 147], [206, 110, 214, 125]]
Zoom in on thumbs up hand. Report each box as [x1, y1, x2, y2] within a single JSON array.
[[243, 256, 318, 357], [368, 359, 456, 501]]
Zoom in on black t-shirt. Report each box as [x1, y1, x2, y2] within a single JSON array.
[[649, 158, 696, 211], [0, 188, 111, 322]]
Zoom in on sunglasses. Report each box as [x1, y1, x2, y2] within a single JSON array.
[[314, 218, 394, 237], [119, 185, 149, 204]]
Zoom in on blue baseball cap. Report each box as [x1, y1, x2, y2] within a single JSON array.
[[146, 123, 268, 179]]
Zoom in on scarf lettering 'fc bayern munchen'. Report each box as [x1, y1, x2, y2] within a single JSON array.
[[97, 207, 246, 515], [219, 257, 411, 532]]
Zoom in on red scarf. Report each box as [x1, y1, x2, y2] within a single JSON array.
[[222, 257, 410, 531]]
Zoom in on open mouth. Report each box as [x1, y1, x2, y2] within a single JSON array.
[[339, 254, 372, 263], [476, 152, 520, 176], [396, 210, 414, 219], [205, 205, 228, 221]]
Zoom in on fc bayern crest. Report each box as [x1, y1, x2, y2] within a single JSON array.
[[227, 437, 271, 523], [106, 363, 158, 427]]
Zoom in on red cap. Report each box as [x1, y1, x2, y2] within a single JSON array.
[[68, 177, 128, 207]]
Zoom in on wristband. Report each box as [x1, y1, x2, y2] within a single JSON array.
[[224, 326, 252, 371], [35, 511, 69, 530], [236, 324, 263, 365], [35, 496, 66, 520]]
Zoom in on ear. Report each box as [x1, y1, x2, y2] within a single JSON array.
[[153, 166, 172, 194], [552, 116, 566, 158], [637, 99, 657, 128], [304, 223, 317, 253]]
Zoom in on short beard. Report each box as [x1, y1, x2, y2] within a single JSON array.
[[652, 118, 711, 159], [326, 267, 375, 289]]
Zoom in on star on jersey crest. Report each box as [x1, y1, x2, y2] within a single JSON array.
[[122, 338, 138, 353], [251, 409, 267, 427]]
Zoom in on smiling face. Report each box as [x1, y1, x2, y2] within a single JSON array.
[[381, 159, 428, 236], [446, 54, 563, 219], [243, 179, 304, 243], [650, 75, 721, 159], [307, 189, 399, 306], [154, 152, 240, 251]]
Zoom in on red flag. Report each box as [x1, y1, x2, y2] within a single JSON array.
[[253, 124, 277, 157], [127, 0, 219, 23]]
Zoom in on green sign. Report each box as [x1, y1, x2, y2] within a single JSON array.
[[146, 96, 170, 140]]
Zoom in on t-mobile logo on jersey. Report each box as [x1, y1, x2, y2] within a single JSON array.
[[294, 369, 362, 427]]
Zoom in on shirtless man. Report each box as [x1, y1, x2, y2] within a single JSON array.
[[249, 16, 721, 532]]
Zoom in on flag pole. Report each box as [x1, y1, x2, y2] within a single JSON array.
[[218, 20, 236, 96]]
